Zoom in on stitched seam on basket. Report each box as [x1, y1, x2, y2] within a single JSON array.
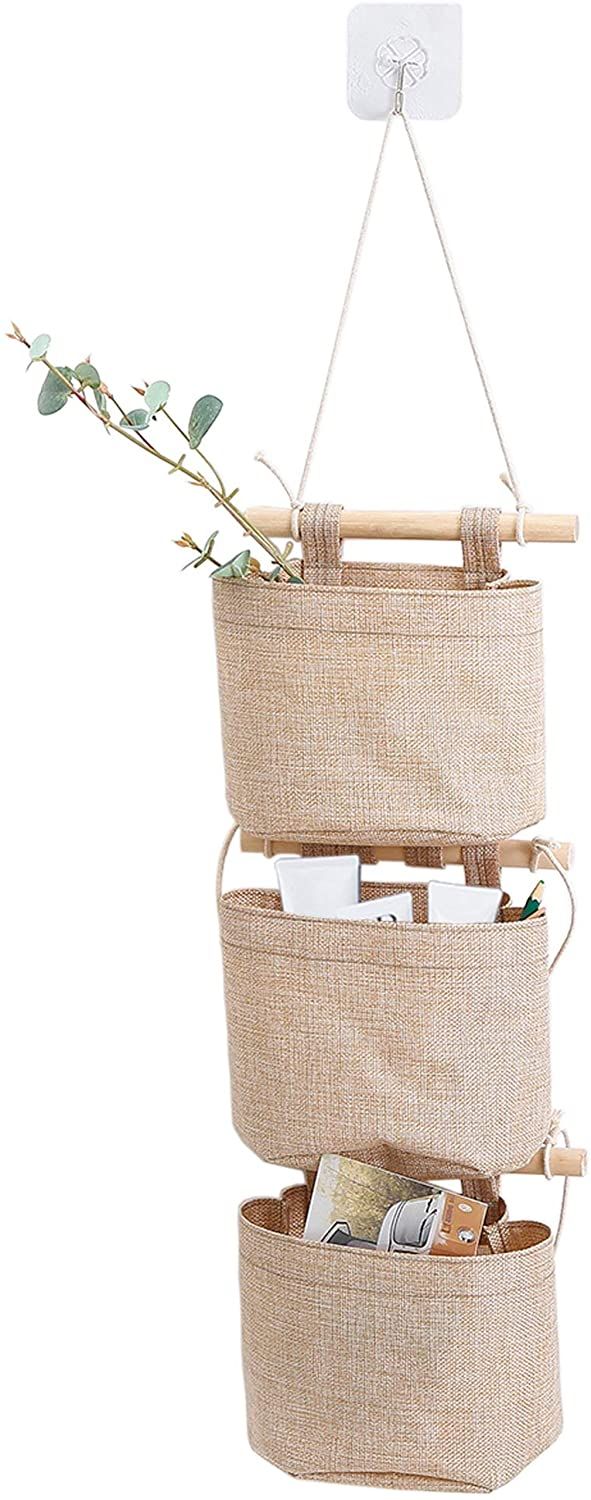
[[221, 941, 547, 972], [221, 907, 547, 935], [240, 1258, 555, 1296], [216, 576, 540, 594], [215, 619, 544, 641], [221, 893, 545, 912], [242, 1217, 550, 1251], [220, 899, 548, 932], [216, 573, 540, 586], [221, 926, 548, 951]]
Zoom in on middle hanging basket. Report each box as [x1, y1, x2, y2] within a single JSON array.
[[213, 504, 544, 848], [218, 856, 551, 1179]]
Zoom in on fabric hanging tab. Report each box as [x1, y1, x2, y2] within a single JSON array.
[[300, 503, 343, 584], [461, 1175, 502, 1218], [461, 1175, 508, 1252], [482, 1218, 510, 1254], [281, 1184, 310, 1238], [461, 844, 502, 890], [460, 507, 507, 589], [403, 846, 445, 869]]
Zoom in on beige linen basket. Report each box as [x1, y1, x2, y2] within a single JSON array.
[[218, 872, 551, 1178], [239, 1184, 562, 1493], [213, 505, 544, 848]]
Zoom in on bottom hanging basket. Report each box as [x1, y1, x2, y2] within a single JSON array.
[[239, 1186, 562, 1493]]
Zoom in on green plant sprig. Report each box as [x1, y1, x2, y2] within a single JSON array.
[[7, 325, 302, 583], [134, 386, 226, 497]]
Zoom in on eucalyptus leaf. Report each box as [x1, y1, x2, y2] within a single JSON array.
[[93, 388, 108, 415], [37, 366, 73, 415], [74, 361, 101, 389], [29, 333, 51, 361], [145, 379, 170, 413], [210, 549, 251, 580], [120, 408, 151, 431], [188, 394, 222, 449]]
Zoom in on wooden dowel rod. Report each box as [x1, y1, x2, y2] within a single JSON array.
[[245, 506, 579, 544], [514, 1146, 586, 1178], [240, 834, 573, 873]]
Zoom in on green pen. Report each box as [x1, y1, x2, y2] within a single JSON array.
[[518, 879, 545, 921]]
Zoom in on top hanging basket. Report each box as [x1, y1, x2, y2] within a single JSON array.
[[213, 503, 544, 846]]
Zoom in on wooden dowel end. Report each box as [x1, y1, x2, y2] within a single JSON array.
[[515, 1146, 586, 1178], [246, 507, 579, 544]]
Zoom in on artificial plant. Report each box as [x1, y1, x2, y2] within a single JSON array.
[[7, 324, 301, 582]]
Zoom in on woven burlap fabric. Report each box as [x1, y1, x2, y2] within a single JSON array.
[[212, 561, 544, 846], [239, 1188, 562, 1492], [459, 507, 507, 591], [219, 884, 551, 1177]]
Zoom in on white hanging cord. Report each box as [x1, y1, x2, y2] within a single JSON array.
[[295, 82, 529, 544], [254, 452, 296, 507], [542, 1109, 571, 1250], [399, 110, 529, 546], [529, 837, 576, 975], [293, 108, 397, 526]]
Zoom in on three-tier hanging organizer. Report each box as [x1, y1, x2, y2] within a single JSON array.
[[212, 7, 585, 1492]]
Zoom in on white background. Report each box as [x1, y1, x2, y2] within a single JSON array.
[[0, 1, 589, 1495]]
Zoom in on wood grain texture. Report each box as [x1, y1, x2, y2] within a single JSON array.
[[246, 506, 579, 543]]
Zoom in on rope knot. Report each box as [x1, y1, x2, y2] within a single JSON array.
[[543, 1109, 568, 1180], [530, 836, 559, 873]]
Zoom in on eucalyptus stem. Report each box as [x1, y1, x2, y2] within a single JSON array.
[[160, 406, 226, 496], [9, 325, 301, 581], [180, 538, 223, 569], [105, 422, 300, 577]]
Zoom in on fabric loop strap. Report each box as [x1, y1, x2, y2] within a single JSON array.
[[461, 844, 502, 890], [461, 1176, 508, 1253], [481, 1217, 510, 1254], [461, 1176, 502, 1221], [460, 508, 507, 590], [403, 846, 445, 869], [300, 504, 344, 584], [281, 1184, 310, 1238], [216, 822, 239, 906]]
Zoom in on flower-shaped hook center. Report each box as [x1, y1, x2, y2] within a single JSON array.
[[375, 35, 429, 92]]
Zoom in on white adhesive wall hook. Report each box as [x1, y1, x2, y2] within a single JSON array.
[[348, 4, 462, 121]]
